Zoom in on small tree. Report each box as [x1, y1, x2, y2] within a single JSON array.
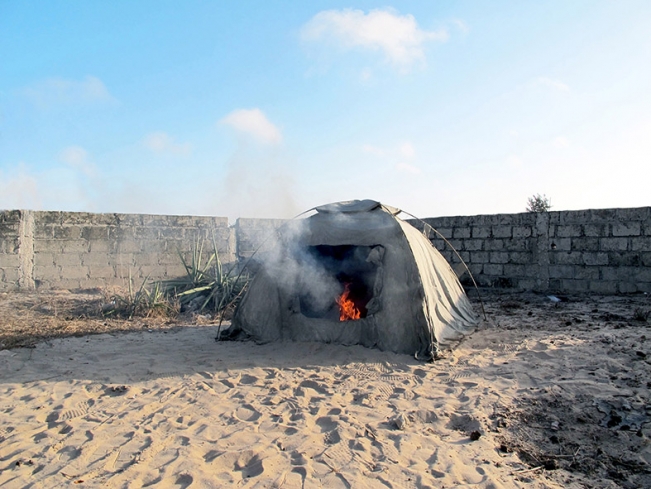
[[526, 194, 552, 213]]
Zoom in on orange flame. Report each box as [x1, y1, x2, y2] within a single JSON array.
[[337, 283, 361, 321]]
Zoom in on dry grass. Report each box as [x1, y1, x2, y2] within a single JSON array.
[[0, 288, 216, 350]]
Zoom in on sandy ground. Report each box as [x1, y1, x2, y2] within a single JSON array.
[[1, 290, 650, 488]]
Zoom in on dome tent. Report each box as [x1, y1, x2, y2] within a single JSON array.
[[223, 200, 479, 359]]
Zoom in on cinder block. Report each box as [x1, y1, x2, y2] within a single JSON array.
[[551, 252, 582, 265], [33, 265, 61, 281], [618, 282, 638, 294], [644, 220, 651, 236], [80, 253, 111, 266], [0, 254, 20, 268], [516, 278, 536, 290], [509, 252, 532, 264], [574, 267, 599, 280], [164, 239, 187, 254], [550, 238, 571, 251], [555, 225, 582, 238], [615, 207, 650, 221], [512, 226, 532, 239], [0, 238, 19, 254], [33, 252, 55, 267], [60, 241, 90, 253], [0, 222, 19, 236], [471, 226, 491, 239], [583, 224, 607, 237], [33, 240, 63, 254], [160, 227, 186, 240], [642, 252, 651, 267], [468, 264, 483, 276], [483, 264, 503, 275], [165, 264, 187, 278], [600, 238, 628, 251], [612, 222, 641, 237], [60, 265, 90, 280], [471, 251, 489, 263], [590, 208, 618, 222], [489, 252, 509, 264], [81, 226, 109, 241], [116, 213, 144, 227], [453, 228, 470, 239], [503, 264, 525, 276], [589, 281, 617, 294], [433, 227, 452, 239], [571, 237, 600, 252], [524, 265, 541, 278], [636, 268, 651, 282], [549, 265, 574, 279], [88, 266, 117, 279], [492, 226, 512, 238], [601, 266, 639, 281], [630, 237, 651, 252], [88, 240, 115, 253], [130, 252, 160, 266], [134, 227, 160, 240], [34, 211, 62, 226], [582, 252, 608, 266], [53, 226, 82, 240], [117, 240, 142, 253], [464, 240, 483, 251], [503, 239, 530, 252], [608, 252, 641, 267], [561, 279, 588, 292], [484, 240, 504, 251], [53, 253, 83, 267]]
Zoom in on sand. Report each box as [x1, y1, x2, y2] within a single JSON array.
[[1, 292, 650, 488]]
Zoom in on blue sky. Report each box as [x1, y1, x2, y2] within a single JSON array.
[[1, 1, 650, 221]]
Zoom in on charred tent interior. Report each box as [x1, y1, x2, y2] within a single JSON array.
[[222, 200, 479, 359], [298, 245, 382, 322]]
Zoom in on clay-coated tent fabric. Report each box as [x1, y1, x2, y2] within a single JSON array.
[[226, 200, 479, 358]]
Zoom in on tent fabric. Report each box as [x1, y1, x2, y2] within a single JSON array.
[[226, 200, 479, 358]]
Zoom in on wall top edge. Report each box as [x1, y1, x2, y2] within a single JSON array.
[[2, 205, 650, 223]]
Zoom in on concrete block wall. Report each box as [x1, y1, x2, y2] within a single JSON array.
[[0, 210, 234, 291], [1, 207, 650, 293], [417, 207, 651, 294], [0, 211, 24, 287], [234, 218, 288, 260]]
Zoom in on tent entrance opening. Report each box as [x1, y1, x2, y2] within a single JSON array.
[[297, 245, 382, 322]]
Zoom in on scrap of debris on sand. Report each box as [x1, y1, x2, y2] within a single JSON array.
[[0, 289, 650, 488]]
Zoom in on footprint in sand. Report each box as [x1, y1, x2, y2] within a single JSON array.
[[60, 399, 95, 421], [239, 374, 260, 385], [234, 404, 261, 422]]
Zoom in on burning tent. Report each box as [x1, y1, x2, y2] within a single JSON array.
[[223, 200, 479, 359]]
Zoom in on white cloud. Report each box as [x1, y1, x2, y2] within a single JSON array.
[[143, 132, 193, 157], [220, 108, 282, 145], [21, 75, 116, 109], [395, 162, 421, 175], [301, 8, 448, 69], [535, 77, 570, 92], [552, 136, 570, 148], [400, 142, 416, 158], [59, 145, 98, 176]]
